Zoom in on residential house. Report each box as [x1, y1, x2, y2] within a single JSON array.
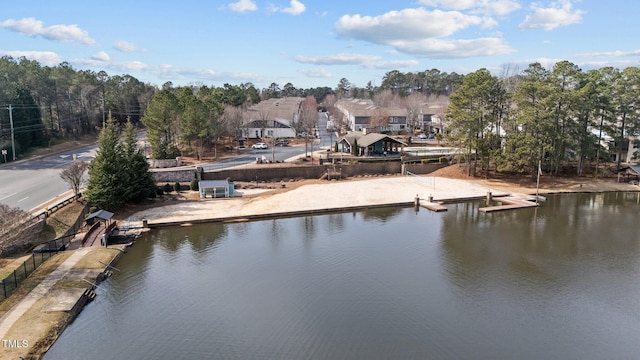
[[245, 97, 302, 139], [336, 99, 408, 133], [337, 131, 406, 156]]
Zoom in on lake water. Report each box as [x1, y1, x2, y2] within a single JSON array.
[[45, 193, 640, 359]]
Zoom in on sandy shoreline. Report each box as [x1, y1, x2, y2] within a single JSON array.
[[124, 173, 640, 227]]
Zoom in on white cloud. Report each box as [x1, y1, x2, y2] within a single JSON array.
[[578, 49, 640, 58], [294, 53, 419, 70], [336, 8, 488, 44], [519, 0, 584, 31], [91, 51, 110, 62], [282, 0, 306, 15], [114, 40, 145, 52], [368, 59, 419, 69], [74, 57, 261, 84], [392, 37, 514, 58], [294, 53, 382, 65], [298, 67, 332, 78], [269, 0, 307, 15], [417, 0, 521, 16], [228, 0, 257, 13], [75, 58, 150, 72], [335, 8, 512, 59], [0, 50, 61, 66], [0, 17, 95, 45]]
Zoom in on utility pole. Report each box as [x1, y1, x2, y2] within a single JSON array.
[[101, 96, 106, 128], [6, 105, 16, 161]]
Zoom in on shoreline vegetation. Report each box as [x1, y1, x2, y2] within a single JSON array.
[[1, 165, 638, 359]]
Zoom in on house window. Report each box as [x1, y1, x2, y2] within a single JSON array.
[[267, 130, 274, 137], [255, 130, 259, 138]]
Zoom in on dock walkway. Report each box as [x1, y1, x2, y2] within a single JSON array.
[[479, 195, 539, 213]]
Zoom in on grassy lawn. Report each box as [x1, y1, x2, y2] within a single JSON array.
[[0, 252, 72, 317], [0, 246, 122, 359]]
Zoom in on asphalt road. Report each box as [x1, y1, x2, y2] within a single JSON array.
[[0, 117, 325, 212], [0, 145, 97, 212]]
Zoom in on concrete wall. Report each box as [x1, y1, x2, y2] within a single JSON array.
[[149, 157, 181, 169], [151, 161, 448, 184], [403, 162, 449, 175], [153, 169, 196, 183], [201, 165, 326, 182]]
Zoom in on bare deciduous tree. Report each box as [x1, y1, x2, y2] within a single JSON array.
[[0, 204, 40, 256], [0, 204, 29, 235], [299, 96, 318, 157], [403, 93, 426, 133], [370, 108, 389, 130], [222, 105, 247, 147], [60, 161, 89, 197]]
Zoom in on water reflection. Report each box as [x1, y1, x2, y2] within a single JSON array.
[[46, 193, 640, 360]]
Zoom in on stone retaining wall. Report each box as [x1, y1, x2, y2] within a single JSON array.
[[151, 161, 449, 183]]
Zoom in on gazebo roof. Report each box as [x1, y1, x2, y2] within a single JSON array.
[[85, 209, 114, 222], [624, 165, 640, 175]]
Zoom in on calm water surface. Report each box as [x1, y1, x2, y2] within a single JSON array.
[[45, 193, 640, 359]]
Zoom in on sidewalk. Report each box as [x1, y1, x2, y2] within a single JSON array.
[[0, 245, 122, 359], [0, 248, 92, 340]]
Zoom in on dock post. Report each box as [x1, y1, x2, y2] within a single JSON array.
[[414, 194, 420, 207], [142, 218, 148, 228], [486, 191, 492, 201], [428, 194, 433, 203]]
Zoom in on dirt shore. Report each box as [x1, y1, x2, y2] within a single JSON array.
[[118, 164, 639, 227]]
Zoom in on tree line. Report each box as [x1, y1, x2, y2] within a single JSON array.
[[0, 56, 157, 159], [445, 62, 640, 177]]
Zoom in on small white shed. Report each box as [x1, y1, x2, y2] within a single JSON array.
[[199, 180, 234, 199]]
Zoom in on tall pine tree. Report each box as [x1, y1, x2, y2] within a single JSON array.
[[85, 114, 155, 210], [84, 114, 125, 210], [122, 119, 156, 203]]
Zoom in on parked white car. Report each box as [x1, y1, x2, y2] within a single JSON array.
[[252, 142, 268, 149]]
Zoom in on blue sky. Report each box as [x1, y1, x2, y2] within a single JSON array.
[[1, 1, 638, 90]]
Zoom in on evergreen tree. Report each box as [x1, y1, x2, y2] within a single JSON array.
[[446, 69, 505, 176], [84, 114, 126, 210], [142, 88, 181, 159], [122, 119, 156, 203], [85, 115, 156, 210], [504, 62, 552, 175]]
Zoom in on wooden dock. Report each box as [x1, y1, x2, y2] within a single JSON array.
[[420, 202, 448, 212], [479, 196, 539, 213]]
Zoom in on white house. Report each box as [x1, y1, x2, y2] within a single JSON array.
[[335, 99, 408, 133], [244, 97, 302, 139]]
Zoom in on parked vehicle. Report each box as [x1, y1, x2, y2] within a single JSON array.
[[275, 139, 289, 147], [252, 142, 268, 149]]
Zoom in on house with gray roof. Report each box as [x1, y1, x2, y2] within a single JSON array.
[[245, 97, 302, 139], [337, 131, 406, 156]]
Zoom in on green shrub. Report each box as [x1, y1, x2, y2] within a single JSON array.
[[163, 183, 173, 193], [156, 186, 164, 196], [190, 179, 199, 191], [174, 182, 181, 192]]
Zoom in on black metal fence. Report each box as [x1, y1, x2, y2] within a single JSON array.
[[0, 197, 90, 302], [0, 251, 58, 302]]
